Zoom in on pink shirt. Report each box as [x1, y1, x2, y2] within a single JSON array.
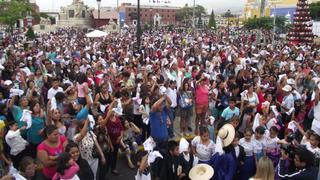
[[37, 135, 66, 178], [52, 161, 79, 180], [77, 83, 88, 98], [195, 85, 209, 105]]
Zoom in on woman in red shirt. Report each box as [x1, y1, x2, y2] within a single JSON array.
[[195, 75, 209, 134], [99, 100, 124, 175]]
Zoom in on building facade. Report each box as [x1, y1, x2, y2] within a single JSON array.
[[92, 7, 119, 28], [244, 0, 298, 20], [119, 3, 179, 26]]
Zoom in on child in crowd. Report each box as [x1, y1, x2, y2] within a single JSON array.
[[5, 121, 28, 169], [178, 138, 198, 180], [265, 126, 281, 167], [239, 128, 256, 180], [252, 126, 266, 161], [53, 152, 80, 180], [191, 126, 215, 164], [232, 132, 245, 180]]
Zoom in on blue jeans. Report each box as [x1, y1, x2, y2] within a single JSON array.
[[168, 107, 176, 137]]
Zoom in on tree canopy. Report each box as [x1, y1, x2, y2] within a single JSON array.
[[208, 10, 216, 29], [0, 0, 31, 28], [176, 4, 206, 23], [310, 2, 320, 20], [244, 16, 290, 33]]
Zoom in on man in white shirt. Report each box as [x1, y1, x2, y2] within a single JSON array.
[[281, 85, 294, 121], [166, 80, 177, 138], [312, 87, 320, 135], [47, 78, 63, 100]]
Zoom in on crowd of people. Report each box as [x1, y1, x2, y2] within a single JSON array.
[[0, 26, 319, 180]]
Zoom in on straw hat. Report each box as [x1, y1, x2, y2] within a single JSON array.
[[282, 85, 292, 92], [189, 164, 214, 180], [217, 124, 235, 147]]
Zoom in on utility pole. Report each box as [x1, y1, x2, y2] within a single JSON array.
[[192, 0, 195, 29], [137, 0, 141, 51]]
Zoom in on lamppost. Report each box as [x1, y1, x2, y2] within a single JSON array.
[[137, 0, 141, 51], [97, 0, 101, 20], [149, 8, 153, 30], [227, 9, 231, 38], [192, 0, 196, 29]]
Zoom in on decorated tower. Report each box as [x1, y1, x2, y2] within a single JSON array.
[[287, 0, 314, 44]]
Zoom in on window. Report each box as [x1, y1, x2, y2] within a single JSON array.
[[69, 10, 74, 18], [82, 10, 86, 18]]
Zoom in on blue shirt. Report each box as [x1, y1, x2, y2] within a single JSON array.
[[27, 116, 45, 145], [150, 107, 169, 141], [221, 107, 240, 121], [10, 105, 26, 128]]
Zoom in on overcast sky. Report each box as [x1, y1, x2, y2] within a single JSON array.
[[36, 0, 247, 14]]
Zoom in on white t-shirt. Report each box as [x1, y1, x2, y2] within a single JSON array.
[[281, 93, 294, 113], [264, 136, 280, 152], [191, 136, 215, 161], [47, 87, 63, 100], [252, 136, 266, 154], [239, 138, 254, 156], [306, 142, 320, 156], [312, 102, 320, 135], [166, 87, 177, 108]]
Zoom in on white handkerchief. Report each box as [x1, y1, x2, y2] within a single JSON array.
[[135, 171, 151, 180], [9, 165, 27, 180], [179, 138, 189, 153], [288, 121, 297, 132], [100, 104, 108, 113], [9, 89, 24, 97], [143, 137, 156, 152], [20, 110, 32, 129], [147, 151, 163, 165], [88, 114, 95, 129], [51, 97, 57, 110], [143, 117, 149, 125], [215, 136, 224, 155], [286, 107, 295, 115], [252, 113, 261, 132]]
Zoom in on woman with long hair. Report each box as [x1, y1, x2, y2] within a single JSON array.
[[26, 100, 45, 158], [65, 142, 94, 180], [250, 156, 274, 180], [178, 81, 193, 136]]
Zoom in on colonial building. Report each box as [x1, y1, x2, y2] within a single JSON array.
[[92, 7, 119, 28], [58, 0, 93, 28], [244, 0, 297, 21], [119, 3, 179, 27]]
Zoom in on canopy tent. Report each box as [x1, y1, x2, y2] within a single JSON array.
[[85, 30, 108, 38]]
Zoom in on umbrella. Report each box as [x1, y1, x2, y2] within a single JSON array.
[[85, 30, 108, 38]]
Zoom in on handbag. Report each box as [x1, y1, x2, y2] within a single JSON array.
[[89, 131, 99, 158]]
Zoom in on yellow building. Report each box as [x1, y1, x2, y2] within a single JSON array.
[[244, 0, 298, 20]]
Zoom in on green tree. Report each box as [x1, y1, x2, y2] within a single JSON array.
[[0, 0, 31, 31], [310, 2, 320, 20], [25, 26, 35, 40], [176, 4, 206, 25], [244, 16, 289, 32], [208, 10, 216, 29]]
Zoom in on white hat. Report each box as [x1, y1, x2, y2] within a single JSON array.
[[189, 164, 214, 180], [287, 79, 295, 85], [179, 138, 189, 153], [282, 85, 292, 92], [4, 80, 12, 86], [217, 124, 235, 147]]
